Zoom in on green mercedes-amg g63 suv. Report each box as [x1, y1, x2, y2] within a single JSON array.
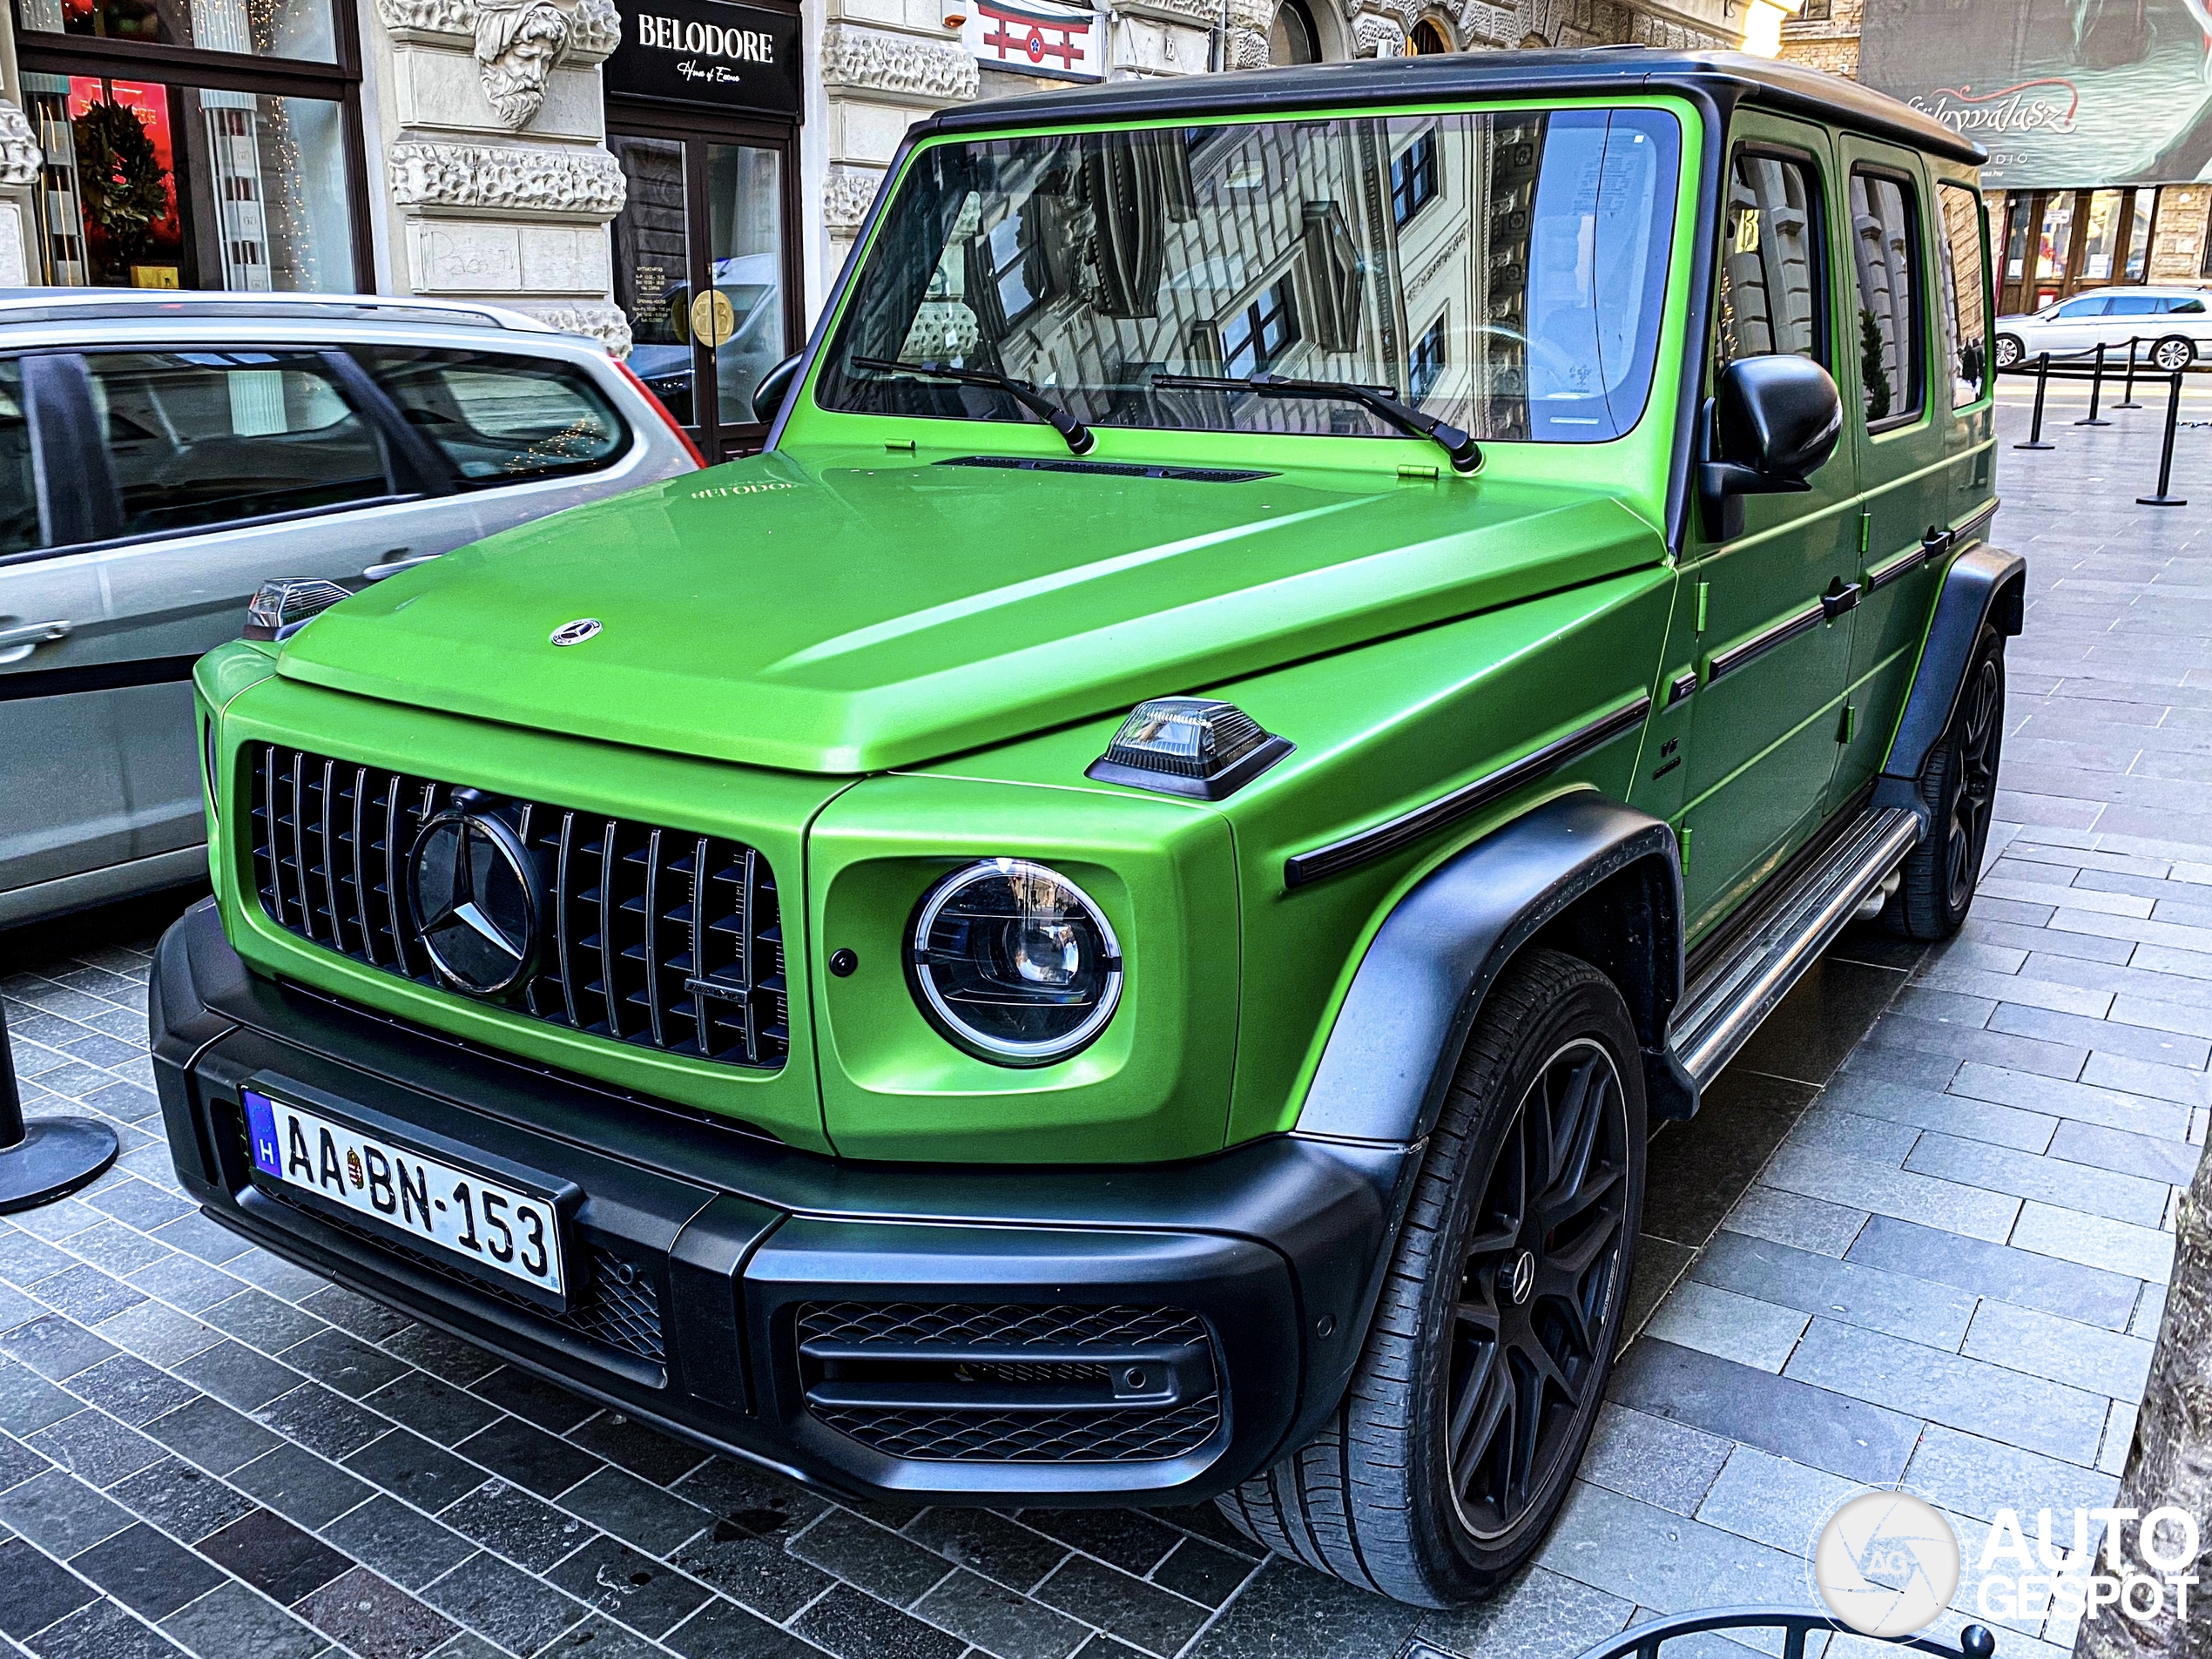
[[156, 49, 2020, 1607]]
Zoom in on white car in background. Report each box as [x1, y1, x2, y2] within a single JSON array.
[[1993, 284, 2212, 371]]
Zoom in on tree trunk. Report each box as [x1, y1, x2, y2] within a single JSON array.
[[2074, 1135, 2212, 1659]]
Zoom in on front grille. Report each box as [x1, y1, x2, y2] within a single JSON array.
[[796, 1301, 1222, 1465], [249, 745, 786, 1070]]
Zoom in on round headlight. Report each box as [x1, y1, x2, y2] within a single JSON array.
[[907, 859, 1123, 1066]]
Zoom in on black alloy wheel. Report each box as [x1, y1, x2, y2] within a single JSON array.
[[1447, 1037, 1630, 1541], [1217, 949, 1645, 1607], [1886, 622, 2006, 941], [1945, 651, 2003, 915]]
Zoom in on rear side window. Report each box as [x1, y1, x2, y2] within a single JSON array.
[[2107, 294, 2161, 316], [354, 349, 629, 487], [1848, 170, 1924, 427], [2171, 297, 2208, 314], [0, 361, 35, 555], [84, 352, 389, 537], [1717, 152, 1824, 368], [1935, 182, 1988, 408]]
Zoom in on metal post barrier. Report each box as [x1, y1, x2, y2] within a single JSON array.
[[2116, 336, 2143, 408], [2015, 351, 2055, 449], [0, 996, 119, 1213], [2137, 370, 2188, 506], [2076, 341, 2110, 425]]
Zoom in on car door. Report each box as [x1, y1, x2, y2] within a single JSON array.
[[2101, 292, 2162, 361], [1676, 118, 1862, 941], [78, 345, 471, 870], [1831, 147, 1990, 809], [2039, 293, 2109, 354], [0, 354, 134, 906]]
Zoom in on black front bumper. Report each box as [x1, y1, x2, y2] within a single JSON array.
[[152, 900, 1415, 1504]]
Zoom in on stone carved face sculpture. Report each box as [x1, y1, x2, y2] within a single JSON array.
[[475, 0, 573, 129]]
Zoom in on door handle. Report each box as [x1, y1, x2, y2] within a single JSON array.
[[1820, 583, 1863, 622], [1921, 527, 1955, 557], [0, 618, 70, 649], [363, 550, 440, 581]]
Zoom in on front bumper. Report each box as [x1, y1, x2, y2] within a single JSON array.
[[152, 899, 1413, 1503]]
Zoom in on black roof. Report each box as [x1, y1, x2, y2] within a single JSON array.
[[927, 47, 1984, 166]]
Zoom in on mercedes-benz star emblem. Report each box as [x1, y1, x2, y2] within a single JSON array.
[[550, 618, 602, 647], [1507, 1250, 1536, 1306], [407, 809, 540, 995]]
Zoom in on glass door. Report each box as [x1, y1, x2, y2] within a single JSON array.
[[609, 118, 797, 463]]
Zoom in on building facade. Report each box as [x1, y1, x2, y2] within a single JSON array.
[[0, 0, 1777, 456]]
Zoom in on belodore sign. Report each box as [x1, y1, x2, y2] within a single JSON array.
[[604, 0, 802, 117]]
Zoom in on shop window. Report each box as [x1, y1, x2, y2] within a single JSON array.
[[0, 362, 35, 555], [352, 349, 631, 486], [17, 0, 339, 59], [1717, 151, 1824, 368], [83, 350, 387, 536], [1409, 18, 1450, 53], [1409, 313, 1447, 401], [1936, 181, 1987, 408], [1848, 169, 1924, 427], [24, 74, 354, 291], [1392, 130, 1438, 227], [1223, 278, 1298, 377]]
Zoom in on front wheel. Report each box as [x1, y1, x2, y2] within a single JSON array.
[[1885, 623, 2006, 941], [2152, 334, 2195, 371], [1217, 948, 1644, 1607], [1993, 333, 2025, 370]]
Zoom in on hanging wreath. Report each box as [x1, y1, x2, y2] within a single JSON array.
[[72, 100, 170, 269]]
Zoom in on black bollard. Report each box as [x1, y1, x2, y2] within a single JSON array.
[[2076, 341, 2110, 425], [2116, 336, 2143, 409], [0, 997, 119, 1214], [2016, 351, 2056, 448], [2137, 370, 2189, 507]]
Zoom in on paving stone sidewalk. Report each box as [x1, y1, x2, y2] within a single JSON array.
[[2, 390, 2206, 1659]]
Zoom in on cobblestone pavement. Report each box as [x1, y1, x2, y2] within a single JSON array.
[[3, 392, 2208, 1659]]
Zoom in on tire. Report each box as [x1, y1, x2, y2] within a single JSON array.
[[1217, 948, 1645, 1608], [1994, 333, 2025, 371], [1885, 623, 2006, 941], [2152, 334, 2195, 371]]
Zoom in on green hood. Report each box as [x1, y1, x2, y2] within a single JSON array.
[[277, 447, 1665, 773]]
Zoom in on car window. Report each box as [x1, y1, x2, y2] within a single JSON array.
[[2054, 295, 2109, 318], [1847, 170, 1924, 427], [83, 352, 389, 539], [1934, 182, 1987, 408], [0, 361, 35, 556], [352, 349, 630, 487], [1716, 151, 1824, 368], [2171, 297, 2208, 314], [2106, 294, 2161, 315]]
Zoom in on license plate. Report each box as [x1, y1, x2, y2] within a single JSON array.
[[242, 1089, 565, 1297]]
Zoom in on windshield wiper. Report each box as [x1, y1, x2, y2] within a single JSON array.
[[1151, 371, 1481, 475], [853, 355, 1095, 455]]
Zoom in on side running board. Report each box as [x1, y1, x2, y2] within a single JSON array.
[[1670, 806, 1923, 1089]]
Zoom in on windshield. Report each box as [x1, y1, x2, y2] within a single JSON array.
[[815, 106, 1682, 446]]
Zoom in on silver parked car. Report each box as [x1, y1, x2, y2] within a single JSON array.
[[1992, 284, 2212, 371], [0, 291, 702, 928]]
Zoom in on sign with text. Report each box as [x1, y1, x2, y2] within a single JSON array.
[[963, 0, 1104, 84], [1860, 0, 2212, 188], [604, 0, 802, 117]]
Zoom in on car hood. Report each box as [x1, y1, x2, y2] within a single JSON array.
[[276, 446, 1666, 773]]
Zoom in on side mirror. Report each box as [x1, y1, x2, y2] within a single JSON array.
[[1699, 354, 1843, 540], [752, 352, 805, 425]]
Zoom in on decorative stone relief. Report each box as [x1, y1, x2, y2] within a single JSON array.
[[529, 301, 632, 354], [1226, 0, 1273, 67], [824, 165, 882, 231], [0, 98, 42, 188], [819, 24, 979, 100], [476, 0, 580, 128], [1116, 0, 1217, 21], [1352, 12, 1406, 53], [376, 0, 619, 57], [390, 140, 627, 215]]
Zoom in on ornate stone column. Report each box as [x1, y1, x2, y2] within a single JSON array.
[[370, 0, 631, 348], [816, 0, 974, 284], [0, 21, 40, 287]]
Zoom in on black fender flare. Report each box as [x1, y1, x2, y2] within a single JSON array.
[[1876, 545, 2026, 818], [1292, 789, 1690, 1151]]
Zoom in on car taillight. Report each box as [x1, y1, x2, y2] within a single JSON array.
[[615, 358, 707, 469]]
